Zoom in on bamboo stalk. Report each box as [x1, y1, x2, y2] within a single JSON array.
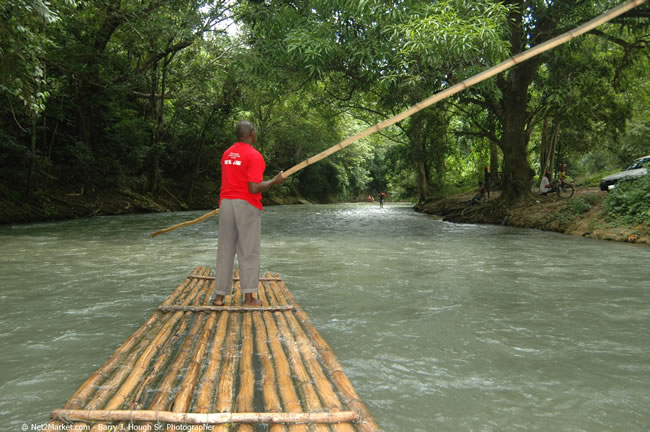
[[102, 267, 211, 410], [257, 288, 308, 432], [45, 269, 205, 432], [62, 271, 196, 410], [190, 275, 283, 281], [151, 208, 220, 238], [147, 304, 210, 410], [275, 277, 380, 432], [236, 309, 255, 432], [194, 311, 230, 413], [85, 268, 212, 432], [252, 307, 287, 432], [160, 305, 296, 312], [51, 409, 360, 424], [172, 307, 219, 412], [162, 267, 209, 306], [281, 0, 647, 178], [262, 284, 330, 432], [112, 317, 191, 432], [265, 276, 355, 432], [212, 280, 243, 432]]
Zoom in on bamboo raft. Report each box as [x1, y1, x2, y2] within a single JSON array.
[[46, 266, 381, 432]]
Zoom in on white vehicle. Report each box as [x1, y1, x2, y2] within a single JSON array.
[[600, 155, 650, 191]]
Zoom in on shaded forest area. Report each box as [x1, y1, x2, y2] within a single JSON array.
[[1, 1, 649, 224]]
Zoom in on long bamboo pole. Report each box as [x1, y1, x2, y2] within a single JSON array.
[[86, 268, 212, 432], [275, 276, 380, 432], [265, 275, 356, 432], [236, 308, 255, 432], [262, 285, 331, 432], [62, 271, 195, 408], [160, 305, 296, 312], [252, 307, 287, 432], [257, 287, 307, 432], [102, 268, 210, 410], [45, 269, 204, 432], [212, 280, 243, 432], [51, 409, 360, 425], [150, 0, 645, 238], [151, 208, 220, 237]]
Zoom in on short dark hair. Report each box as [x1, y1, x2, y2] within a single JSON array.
[[236, 121, 255, 140]]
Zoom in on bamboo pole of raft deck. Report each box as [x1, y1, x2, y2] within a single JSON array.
[[131, 268, 211, 408], [260, 286, 331, 432], [150, 0, 646, 239], [147, 283, 212, 411], [86, 269, 213, 432], [264, 276, 356, 432], [274, 276, 380, 432], [45, 268, 207, 432], [100, 268, 211, 410], [61, 270, 196, 409], [194, 312, 230, 413], [111, 317, 192, 432], [160, 305, 296, 312], [172, 303, 219, 413], [129, 279, 214, 432], [129, 315, 190, 407], [236, 304, 255, 432], [190, 275, 283, 281], [252, 307, 287, 432], [213, 280, 243, 432], [51, 410, 361, 424], [257, 288, 307, 432]]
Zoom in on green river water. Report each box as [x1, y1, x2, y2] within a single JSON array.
[[1, 203, 649, 431]]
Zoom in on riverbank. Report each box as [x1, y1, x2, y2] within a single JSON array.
[[0, 182, 302, 225], [3, 182, 647, 245], [414, 187, 649, 245]]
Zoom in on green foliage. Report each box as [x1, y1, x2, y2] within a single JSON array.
[[1, 0, 648, 215], [554, 193, 602, 230], [0, 0, 62, 114], [605, 175, 650, 227]]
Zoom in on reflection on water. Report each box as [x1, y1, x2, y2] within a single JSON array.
[[1, 203, 649, 431]]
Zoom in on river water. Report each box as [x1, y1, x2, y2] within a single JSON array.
[[1, 203, 649, 432]]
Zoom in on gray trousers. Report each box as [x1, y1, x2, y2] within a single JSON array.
[[214, 199, 261, 296]]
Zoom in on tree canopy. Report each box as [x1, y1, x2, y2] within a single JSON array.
[[1, 0, 648, 209]]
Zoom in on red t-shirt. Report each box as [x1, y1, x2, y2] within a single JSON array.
[[219, 142, 266, 210]]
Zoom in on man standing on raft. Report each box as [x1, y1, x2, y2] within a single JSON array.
[[213, 121, 285, 306]]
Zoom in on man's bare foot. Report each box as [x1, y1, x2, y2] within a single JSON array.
[[243, 293, 262, 306], [212, 295, 224, 306]]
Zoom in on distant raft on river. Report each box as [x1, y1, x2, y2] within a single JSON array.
[[46, 266, 381, 432]]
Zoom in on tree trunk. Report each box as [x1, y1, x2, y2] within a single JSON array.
[[489, 141, 499, 189], [540, 114, 562, 178], [496, 2, 540, 203], [25, 111, 38, 197], [408, 113, 431, 203], [498, 63, 537, 202]]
